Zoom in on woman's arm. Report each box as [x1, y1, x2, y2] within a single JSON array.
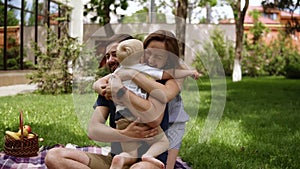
[[109, 74, 166, 128], [116, 69, 182, 104], [163, 69, 200, 80], [92, 72, 167, 127], [88, 106, 159, 142]]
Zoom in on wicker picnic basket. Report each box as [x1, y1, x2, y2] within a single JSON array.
[[4, 111, 39, 157]]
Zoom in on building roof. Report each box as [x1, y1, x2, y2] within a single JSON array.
[[244, 15, 280, 24], [219, 6, 300, 24]]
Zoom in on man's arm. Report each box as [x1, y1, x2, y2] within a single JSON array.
[[109, 74, 166, 128], [92, 73, 167, 128], [88, 106, 158, 142], [92, 74, 111, 96]]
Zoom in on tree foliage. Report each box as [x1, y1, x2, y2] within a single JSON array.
[[121, 7, 166, 23], [243, 30, 300, 77], [28, 4, 82, 94], [198, 0, 218, 23], [83, 0, 129, 37], [27, 1, 44, 26], [262, 0, 300, 34], [247, 9, 269, 44], [0, 2, 19, 26], [193, 27, 235, 76]]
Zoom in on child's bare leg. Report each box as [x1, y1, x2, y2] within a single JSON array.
[[110, 140, 140, 169], [142, 127, 169, 169], [142, 156, 165, 169], [112, 119, 139, 169], [144, 127, 169, 157], [110, 152, 137, 169]]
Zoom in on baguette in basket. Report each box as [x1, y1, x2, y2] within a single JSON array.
[[4, 111, 39, 157]]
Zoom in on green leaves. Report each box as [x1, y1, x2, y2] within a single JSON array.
[[84, 0, 129, 25], [28, 5, 83, 94]]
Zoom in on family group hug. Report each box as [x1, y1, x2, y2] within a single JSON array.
[[45, 30, 200, 169]]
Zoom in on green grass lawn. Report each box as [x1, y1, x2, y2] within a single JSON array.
[[1, 76, 299, 168], [180, 76, 300, 168]]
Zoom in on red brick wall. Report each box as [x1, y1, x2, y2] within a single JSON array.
[[0, 26, 20, 48]]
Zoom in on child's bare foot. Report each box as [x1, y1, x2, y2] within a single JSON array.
[[142, 156, 165, 169], [110, 155, 125, 169]]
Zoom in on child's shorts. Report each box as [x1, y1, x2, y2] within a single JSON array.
[[86, 152, 113, 169]]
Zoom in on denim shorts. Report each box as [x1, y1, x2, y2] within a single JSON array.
[[166, 122, 186, 150]]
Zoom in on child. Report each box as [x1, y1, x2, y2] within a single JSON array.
[[110, 39, 199, 169]]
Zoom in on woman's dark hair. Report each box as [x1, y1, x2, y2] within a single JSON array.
[[143, 30, 180, 69]]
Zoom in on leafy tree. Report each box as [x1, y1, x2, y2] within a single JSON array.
[[175, 0, 218, 58], [227, 0, 249, 82], [137, 0, 221, 59], [121, 7, 166, 23], [27, 1, 44, 26], [198, 0, 217, 23], [122, 7, 148, 23], [175, 0, 188, 59], [248, 9, 269, 44], [0, 2, 19, 26], [262, 0, 300, 35], [193, 27, 234, 76], [83, 0, 129, 37]]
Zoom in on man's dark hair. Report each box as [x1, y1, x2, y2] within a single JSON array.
[[97, 34, 133, 68]]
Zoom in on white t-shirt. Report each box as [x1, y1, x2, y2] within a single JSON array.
[[115, 64, 163, 112]]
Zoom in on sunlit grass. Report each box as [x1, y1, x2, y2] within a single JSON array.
[[0, 94, 102, 149], [1, 77, 300, 168], [180, 76, 300, 168]]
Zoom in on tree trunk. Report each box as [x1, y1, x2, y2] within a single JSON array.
[[206, 2, 211, 24], [232, 13, 243, 82], [175, 0, 188, 59], [231, 0, 249, 82], [104, 4, 114, 37]]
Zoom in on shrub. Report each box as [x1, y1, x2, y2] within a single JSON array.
[[193, 27, 234, 76], [28, 5, 83, 94], [262, 32, 292, 76], [284, 63, 300, 79], [0, 36, 34, 70], [28, 27, 82, 94], [243, 30, 300, 77], [284, 57, 300, 79], [242, 43, 268, 77]]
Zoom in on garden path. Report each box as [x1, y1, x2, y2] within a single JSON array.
[[0, 84, 37, 97]]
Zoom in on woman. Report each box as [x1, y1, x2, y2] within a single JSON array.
[[134, 30, 190, 169], [109, 30, 193, 169]]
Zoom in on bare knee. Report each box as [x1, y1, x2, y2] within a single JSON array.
[[130, 162, 143, 169], [130, 161, 161, 169], [45, 148, 64, 168]]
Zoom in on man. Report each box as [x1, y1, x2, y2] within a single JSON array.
[[45, 34, 169, 169]]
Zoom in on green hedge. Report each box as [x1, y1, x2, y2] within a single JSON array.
[[284, 62, 300, 79]]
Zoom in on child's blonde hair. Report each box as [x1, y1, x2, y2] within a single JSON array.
[[116, 39, 144, 66]]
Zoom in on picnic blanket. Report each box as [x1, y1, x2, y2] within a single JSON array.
[[0, 144, 191, 169]]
